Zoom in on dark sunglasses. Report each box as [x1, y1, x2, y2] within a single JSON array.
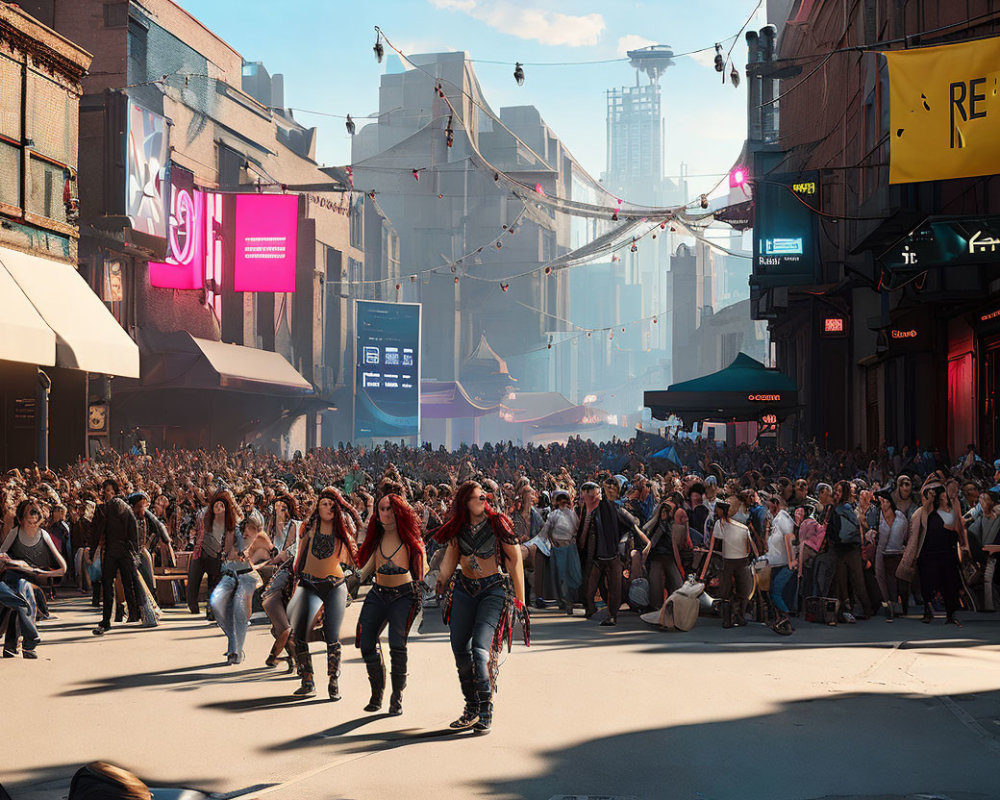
[[475, 494, 488, 502], [27, 509, 41, 518]]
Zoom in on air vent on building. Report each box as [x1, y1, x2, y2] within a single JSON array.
[[103, 2, 128, 28]]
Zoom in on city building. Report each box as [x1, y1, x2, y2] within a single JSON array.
[[0, 3, 138, 469], [13, 0, 369, 454], [749, 0, 1000, 455]]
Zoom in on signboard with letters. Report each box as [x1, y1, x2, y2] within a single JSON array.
[[881, 215, 1000, 271], [752, 170, 821, 287], [148, 165, 206, 290], [233, 194, 299, 292]]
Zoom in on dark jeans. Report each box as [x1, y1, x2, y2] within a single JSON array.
[[720, 556, 753, 618], [832, 546, 873, 616], [449, 573, 506, 688], [186, 554, 222, 614], [585, 557, 622, 620], [919, 553, 961, 616], [531, 550, 551, 601], [289, 576, 347, 646], [101, 551, 140, 628], [1, 574, 39, 652], [648, 553, 682, 609], [357, 582, 421, 675]]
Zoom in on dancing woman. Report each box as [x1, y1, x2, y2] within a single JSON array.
[[354, 483, 425, 715], [434, 481, 526, 735], [288, 487, 361, 699], [262, 493, 301, 669]]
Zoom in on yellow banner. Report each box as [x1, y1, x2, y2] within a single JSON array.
[[886, 37, 1000, 184]]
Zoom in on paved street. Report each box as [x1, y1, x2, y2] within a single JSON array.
[[5, 592, 1000, 800]]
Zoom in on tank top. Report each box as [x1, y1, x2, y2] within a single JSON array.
[[6, 528, 55, 570], [302, 524, 345, 577], [922, 510, 957, 557]]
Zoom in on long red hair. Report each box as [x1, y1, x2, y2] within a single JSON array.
[[204, 489, 238, 531], [434, 480, 515, 545], [357, 492, 426, 580]]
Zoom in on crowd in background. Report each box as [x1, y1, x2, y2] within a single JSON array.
[[3, 434, 999, 657]]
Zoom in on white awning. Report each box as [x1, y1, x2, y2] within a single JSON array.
[[0, 246, 140, 378], [0, 260, 56, 366], [192, 336, 312, 394]]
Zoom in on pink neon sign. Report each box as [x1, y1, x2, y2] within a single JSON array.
[[233, 194, 298, 292], [149, 168, 205, 289]]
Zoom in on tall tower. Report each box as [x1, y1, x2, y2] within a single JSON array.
[[603, 45, 674, 206]]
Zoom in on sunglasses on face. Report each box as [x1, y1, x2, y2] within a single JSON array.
[[27, 510, 41, 518], [474, 494, 488, 502]]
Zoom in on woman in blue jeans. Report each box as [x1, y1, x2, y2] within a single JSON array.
[[287, 487, 361, 699], [434, 481, 525, 735], [354, 483, 425, 716], [209, 515, 271, 665]]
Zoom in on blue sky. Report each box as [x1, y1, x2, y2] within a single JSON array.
[[178, 0, 764, 198]]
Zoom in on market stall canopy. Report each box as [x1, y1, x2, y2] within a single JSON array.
[[644, 353, 799, 424], [501, 391, 575, 423], [139, 332, 312, 395], [0, 246, 139, 377], [421, 380, 498, 419]]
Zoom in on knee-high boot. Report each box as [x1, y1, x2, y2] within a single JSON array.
[[388, 645, 407, 716], [449, 656, 478, 729], [326, 642, 342, 701], [292, 641, 314, 696], [473, 679, 493, 735], [363, 644, 385, 712], [284, 635, 298, 675]]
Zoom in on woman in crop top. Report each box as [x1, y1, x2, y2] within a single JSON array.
[[287, 486, 360, 699], [354, 482, 426, 716], [434, 481, 526, 735]]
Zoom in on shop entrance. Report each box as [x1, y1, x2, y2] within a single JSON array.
[[981, 335, 1000, 458]]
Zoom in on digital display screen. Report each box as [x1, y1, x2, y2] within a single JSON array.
[[149, 165, 205, 290], [354, 301, 421, 440], [233, 194, 298, 292]]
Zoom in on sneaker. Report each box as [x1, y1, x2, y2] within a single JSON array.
[[599, 618, 616, 627], [22, 649, 38, 659], [92, 624, 110, 636], [841, 612, 856, 624]]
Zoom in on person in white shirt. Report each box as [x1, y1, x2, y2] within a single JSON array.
[[538, 490, 581, 614], [700, 500, 757, 628], [764, 494, 796, 633]]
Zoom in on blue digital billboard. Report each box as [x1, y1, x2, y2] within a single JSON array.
[[354, 300, 421, 441], [752, 170, 821, 287]]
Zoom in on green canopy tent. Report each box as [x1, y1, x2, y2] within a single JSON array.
[[644, 353, 799, 426]]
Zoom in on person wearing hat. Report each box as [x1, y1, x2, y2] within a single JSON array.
[[538, 489, 581, 614], [700, 499, 757, 628]]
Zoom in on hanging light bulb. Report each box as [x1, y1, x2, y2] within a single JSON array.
[[496, 241, 503, 249], [621, 327, 626, 332], [730, 64, 741, 88], [454, 276, 460, 284], [653, 316, 658, 324], [587, 332, 592, 338], [445, 115, 454, 148], [514, 62, 525, 86], [611, 210, 619, 221], [368, 190, 376, 200], [494, 172, 500, 182], [374, 31, 384, 63], [700, 194, 708, 209], [412, 169, 420, 181], [630, 238, 638, 253], [652, 233, 657, 239], [544, 266, 552, 275], [500, 283, 509, 292], [395, 283, 401, 290], [346, 114, 356, 135], [660, 221, 667, 229], [409, 275, 417, 282]]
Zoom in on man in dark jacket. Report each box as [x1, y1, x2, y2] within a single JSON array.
[[577, 482, 643, 626], [93, 479, 141, 635]]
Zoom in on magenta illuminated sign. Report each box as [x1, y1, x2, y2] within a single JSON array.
[[149, 166, 205, 289], [233, 194, 298, 292]]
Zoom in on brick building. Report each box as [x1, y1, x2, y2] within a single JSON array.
[[13, 0, 375, 453], [0, 3, 138, 468], [751, 0, 1000, 456]]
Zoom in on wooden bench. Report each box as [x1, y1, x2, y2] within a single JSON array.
[[153, 569, 188, 607]]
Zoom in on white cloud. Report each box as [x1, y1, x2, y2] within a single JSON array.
[[429, 0, 605, 47], [689, 46, 720, 69], [616, 35, 657, 56]]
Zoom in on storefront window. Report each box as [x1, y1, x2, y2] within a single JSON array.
[[0, 141, 20, 209], [27, 158, 67, 223]]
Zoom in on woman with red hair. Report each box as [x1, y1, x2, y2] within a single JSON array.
[[354, 482, 425, 715], [434, 480, 526, 735], [287, 487, 361, 699]]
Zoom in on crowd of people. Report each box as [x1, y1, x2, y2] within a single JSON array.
[[2, 436, 999, 729]]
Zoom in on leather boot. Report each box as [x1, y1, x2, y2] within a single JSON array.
[[720, 599, 733, 629], [326, 642, 342, 701], [449, 657, 478, 729], [266, 628, 291, 668], [363, 647, 385, 712], [472, 680, 493, 735], [284, 637, 298, 675], [388, 646, 407, 716], [293, 642, 315, 696]]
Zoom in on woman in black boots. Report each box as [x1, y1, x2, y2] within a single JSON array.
[[287, 487, 361, 699], [354, 482, 426, 715], [434, 481, 527, 735]]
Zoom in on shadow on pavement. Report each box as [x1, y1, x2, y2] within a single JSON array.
[[469, 688, 1000, 800], [56, 662, 285, 696]]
